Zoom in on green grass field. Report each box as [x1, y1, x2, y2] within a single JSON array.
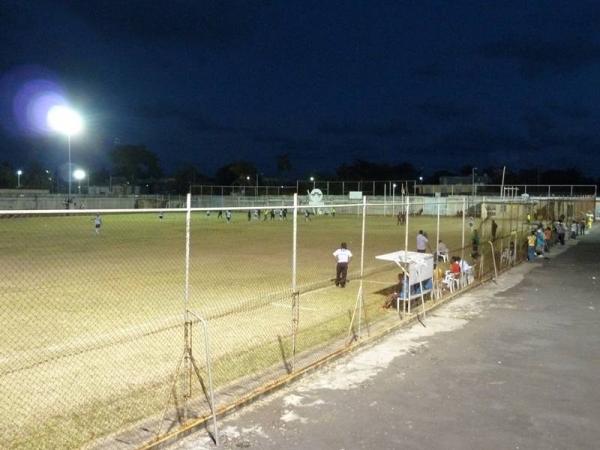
[[0, 210, 514, 449]]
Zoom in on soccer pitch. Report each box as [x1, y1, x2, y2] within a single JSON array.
[[0, 210, 497, 449]]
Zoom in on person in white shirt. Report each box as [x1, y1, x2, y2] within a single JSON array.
[[437, 240, 449, 261], [94, 214, 102, 234], [333, 242, 352, 287], [416, 230, 430, 253]]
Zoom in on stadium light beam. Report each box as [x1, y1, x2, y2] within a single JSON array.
[[17, 170, 23, 188], [47, 106, 84, 206]]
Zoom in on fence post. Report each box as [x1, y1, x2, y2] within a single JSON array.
[[436, 201, 440, 262], [183, 193, 192, 419], [461, 197, 466, 266], [358, 195, 367, 338], [383, 184, 387, 216], [291, 193, 299, 372]]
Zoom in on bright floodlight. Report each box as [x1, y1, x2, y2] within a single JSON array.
[[17, 170, 23, 175], [310, 176, 315, 181], [47, 106, 84, 135], [73, 169, 86, 181]]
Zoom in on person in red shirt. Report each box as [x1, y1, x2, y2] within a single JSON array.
[[450, 256, 461, 278]]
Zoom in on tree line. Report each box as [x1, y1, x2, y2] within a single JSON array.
[[1, 145, 597, 193]]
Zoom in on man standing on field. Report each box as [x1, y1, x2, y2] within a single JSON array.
[[333, 242, 352, 288]]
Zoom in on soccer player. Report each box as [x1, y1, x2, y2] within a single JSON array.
[[225, 210, 232, 223], [217, 210, 223, 219], [94, 214, 102, 234], [159, 211, 164, 221], [333, 242, 352, 287], [331, 207, 336, 217], [304, 209, 311, 221], [270, 209, 275, 220], [247, 210, 251, 221]]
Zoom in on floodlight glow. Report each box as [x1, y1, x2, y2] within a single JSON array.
[[310, 176, 315, 181], [393, 183, 397, 188], [17, 170, 23, 175], [47, 106, 83, 136], [419, 176, 423, 181], [73, 169, 86, 181]]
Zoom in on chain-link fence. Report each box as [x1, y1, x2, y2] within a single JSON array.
[[0, 194, 595, 449]]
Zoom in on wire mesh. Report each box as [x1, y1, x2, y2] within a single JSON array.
[[0, 195, 594, 448]]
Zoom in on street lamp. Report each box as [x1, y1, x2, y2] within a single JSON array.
[[16, 170, 22, 188], [472, 167, 478, 197], [73, 168, 86, 194], [47, 106, 84, 206]]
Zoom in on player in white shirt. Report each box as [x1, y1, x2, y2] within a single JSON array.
[[333, 242, 352, 287], [94, 214, 102, 234]]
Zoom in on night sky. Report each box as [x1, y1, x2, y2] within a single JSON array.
[[1, 0, 600, 178]]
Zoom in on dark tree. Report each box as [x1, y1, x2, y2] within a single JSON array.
[[173, 164, 208, 193], [276, 153, 292, 176], [215, 161, 257, 185], [0, 161, 15, 188], [110, 144, 163, 184]]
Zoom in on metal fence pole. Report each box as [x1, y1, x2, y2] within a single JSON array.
[[436, 201, 440, 262], [291, 193, 299, 371], [461, 197, 466, 266], [358, 195, 367, 338]]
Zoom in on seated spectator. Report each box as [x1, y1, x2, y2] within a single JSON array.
[[383, 273, 404, 308], [436, 240, 449, 261], [450, 256, 461, 278]]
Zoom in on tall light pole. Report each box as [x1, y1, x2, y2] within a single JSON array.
[[47, 106, 84, 206], [472, 167, 477, 197], [310, 176, 315, 190], [392, 183, 397, 215], [16, 170, 22, 188]]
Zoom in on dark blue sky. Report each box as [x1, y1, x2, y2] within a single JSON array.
[[1, 0, 600, 177]]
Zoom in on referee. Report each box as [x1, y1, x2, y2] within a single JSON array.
[[333, 242, 352, 288]]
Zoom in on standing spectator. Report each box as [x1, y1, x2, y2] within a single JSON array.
[[333, 242, 352, 287], [94, 214, 102, 234], [556, 220, 566, 245], [471, 229, 480, 258], [535, 226, 545, 256], [491, 219, 498, 241], [527, 231, 536, 261], [544, 226, 552, 252], [416, 230, 430, 253]]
